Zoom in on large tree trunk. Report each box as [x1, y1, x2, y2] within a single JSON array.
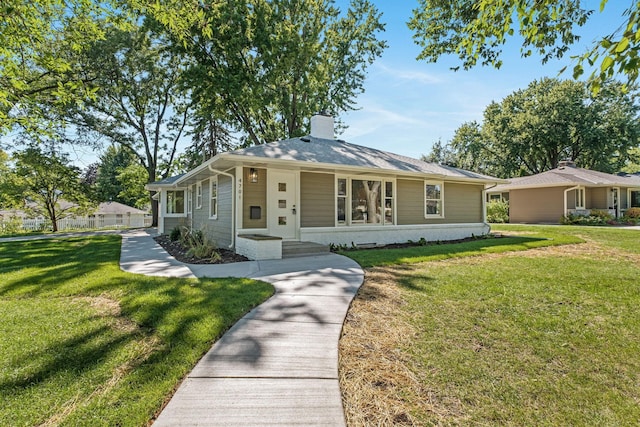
[[362, 181, 381, 224]]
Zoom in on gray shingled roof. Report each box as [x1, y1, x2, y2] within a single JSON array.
[[148, 136, 504, 188], [491, 166, 640, 191], [96, 201, 148, 215], [227, 136, 499, 181]]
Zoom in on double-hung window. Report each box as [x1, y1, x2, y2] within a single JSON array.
[[425, 181, 444, 218], [210, 177, 218, 219], [337, 178, 347, 225], [575, 187, 586, 209], [629, 189, 640, 208], [196, 182, 202, 209]]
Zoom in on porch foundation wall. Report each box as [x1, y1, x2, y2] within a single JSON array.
[[299, 223, 491, 247], [236, 235, 282, 260]]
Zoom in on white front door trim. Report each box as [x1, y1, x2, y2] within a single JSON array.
[[267, 170, 298, 240]]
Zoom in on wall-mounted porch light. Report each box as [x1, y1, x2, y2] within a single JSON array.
[[249, 168, 259, 183]]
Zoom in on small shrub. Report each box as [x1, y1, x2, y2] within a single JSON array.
[[169, 226, 181, 242], [179, 226, 221, 261], [0, 216, 24, 236], [486, 200, 509, 223], [330, 243, 349, 252], [624, 207, 640, 219], [561, 213, 609, 226], [589, 209, 614, 220]]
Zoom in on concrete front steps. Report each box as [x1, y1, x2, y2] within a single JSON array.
[[282, 241, 330, 258]]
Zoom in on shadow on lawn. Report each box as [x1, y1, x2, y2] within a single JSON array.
[[0, 235, 273, 424]]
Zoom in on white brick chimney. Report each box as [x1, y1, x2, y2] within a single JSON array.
[[310, 113, 334, 139]]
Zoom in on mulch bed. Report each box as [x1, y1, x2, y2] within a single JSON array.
[[154, 235, 249, 264]]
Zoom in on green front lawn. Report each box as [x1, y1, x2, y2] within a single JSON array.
[[0, 236, 273, 426], [340, 226, 583, 268], [340, 225, 640, 425]]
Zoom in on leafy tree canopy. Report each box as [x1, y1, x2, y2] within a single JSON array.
[[95, 145, 148, 209], [135, 0, 387, 145], [408, 1, 640, 92], [424, 78, 640, 178], [9, 146, 93, 231], [66, 22, 191, 224], [0, 1, 129, 136]]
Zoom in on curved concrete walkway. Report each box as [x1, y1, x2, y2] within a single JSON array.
[[119, 229, 364, 426]]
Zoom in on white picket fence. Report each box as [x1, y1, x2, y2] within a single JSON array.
[[4, 215, 152, 232]]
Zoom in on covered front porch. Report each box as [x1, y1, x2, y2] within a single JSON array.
[[565, 186, 623, 218]]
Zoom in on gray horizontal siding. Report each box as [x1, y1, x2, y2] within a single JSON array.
[[300, 172, 335, 227], [397, 179, 484, 225]]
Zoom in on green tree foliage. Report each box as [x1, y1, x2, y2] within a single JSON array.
[[424, 78, 640, 178], [621, 147, 640, 173], [0, 149, 16, 207], [66, 24, 190, 224], [116, 163, 149, 210], [95, 145, 147, 209], [0, 1, 127, 135], [408, 1, 640, 92], [176, 117, 238, 173], [139, 0, 387, 145], [9, 147, 93, 231]]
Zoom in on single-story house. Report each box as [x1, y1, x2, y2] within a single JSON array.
[[486, 161, 640, 223], [147, 114, 504, 259], [89, 201, 151, 228], [0, 201, 151, 230]]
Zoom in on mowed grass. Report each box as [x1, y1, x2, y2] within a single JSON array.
[[340, 225, 640, 425], [0, 235, 273, 426], [340, 226, 583, 268]]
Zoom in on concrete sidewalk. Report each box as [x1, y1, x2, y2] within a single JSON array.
[[119, 229, 364, 426]]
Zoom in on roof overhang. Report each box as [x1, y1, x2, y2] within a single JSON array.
[[491, 182, 639, 192], [145, 148, 508, 191]]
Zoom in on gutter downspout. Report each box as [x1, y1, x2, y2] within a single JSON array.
[[208, 166, 236, 249], [564, 186, 580, 219], [483, 183, 498, 224], [483, 183, 498, 233]]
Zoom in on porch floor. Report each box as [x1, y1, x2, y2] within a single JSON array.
[[282, 241, 330, 258]]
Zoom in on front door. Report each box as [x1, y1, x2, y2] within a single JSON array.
[[268, 171, 297, 239]]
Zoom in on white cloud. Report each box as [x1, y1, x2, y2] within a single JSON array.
[[375, 62, 443, 85]]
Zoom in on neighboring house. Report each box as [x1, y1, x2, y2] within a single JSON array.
[[486, 161, 640, 223], [0, 201, 150, 230], [89, 201, 151, 228], [147, 114, 504, 259]]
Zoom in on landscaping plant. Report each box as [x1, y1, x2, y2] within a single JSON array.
[[486, 200, 509, 223]]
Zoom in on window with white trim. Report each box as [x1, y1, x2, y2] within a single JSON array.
[[575, 187, 585, 209], [210, 177, 218, 219], [630, 189, 640, 208], [187, 186, 193, 214], [196, 182, 202, 209], [166, 190, 185, 214], [336, 177, 394, 226], [384, 181, 394, 224], [337, 178, 347, 225], [425, 181, 444, 217]]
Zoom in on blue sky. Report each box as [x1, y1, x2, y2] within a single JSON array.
[[58, 1, 631, 167], [338, 1, 631, 160]]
